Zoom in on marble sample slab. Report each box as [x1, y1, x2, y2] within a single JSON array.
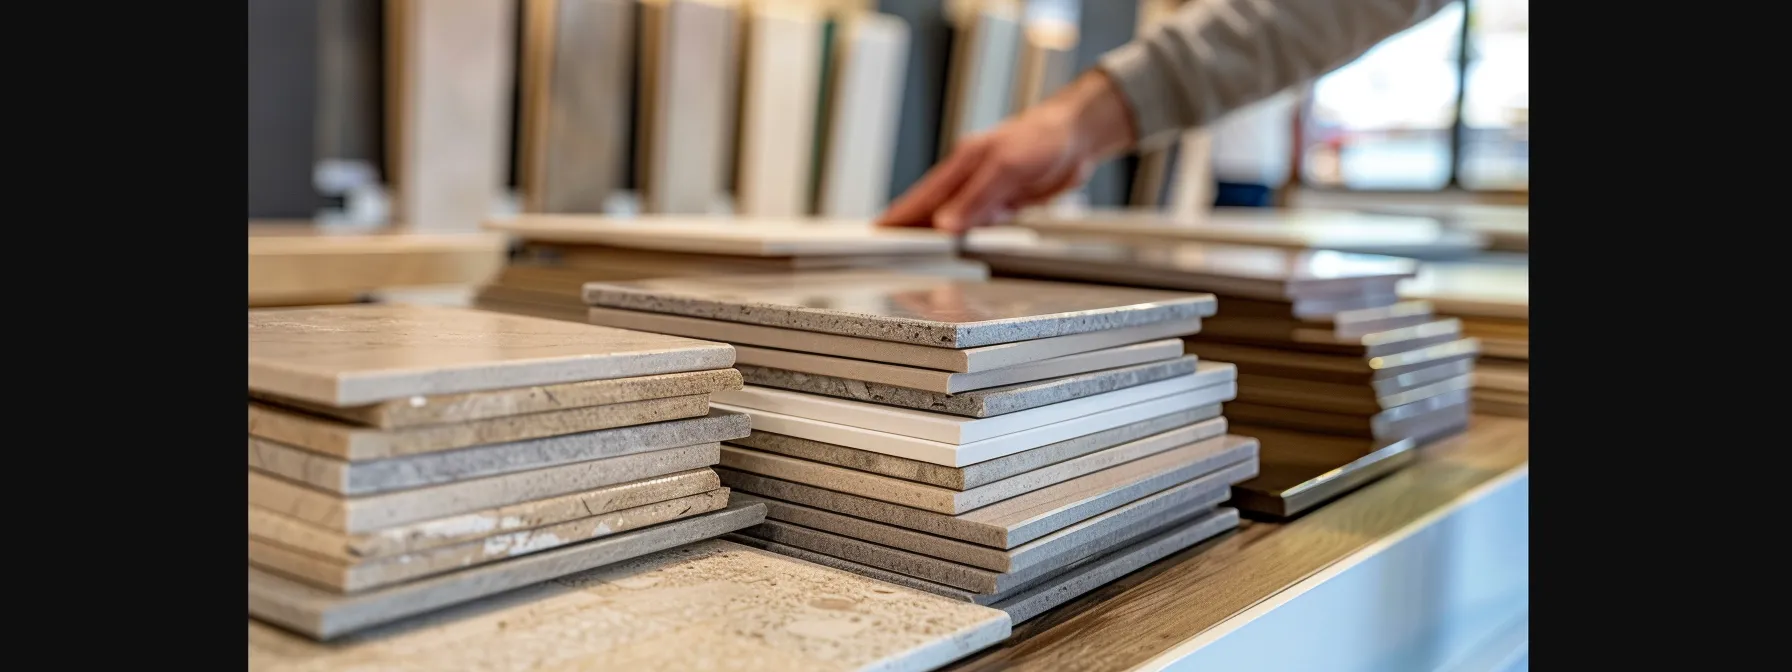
[[248, 304, 735, 406], [715, 380, 1233, 466], [1185, 337, 1480, 385], [740, 354, 1196, 416], [251, 489, 730, 592], [252, 369, 741, 429], [731, 405, 1222, 490], [1226, 386, 1473, 441], [1007, 208, 1488, 260], [719, 436, 1259, 548], [248, 409, 749, 495], [733, 339, 1185, 396], [1228, 424, 1421, 518], [1197, 317, 1463, 358], [716, 374, 1207, 444], [490, 215, 953, 256], [1234, 372, 1473, 416], [249, 538, 1009, 669], [990, 507, 1239, 623], [720, 416, 1227, 514], [734, 3, 825, 217], [247, 395, 710, 461], [736, 466, 1232, 573], [248, 444, 720, 533], [588, 305, 1203, 372], [816, 12, 910, 218], [581, 272, 1217, 348], [248, 502, 768, 640]]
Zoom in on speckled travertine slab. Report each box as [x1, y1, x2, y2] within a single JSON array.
[[248, 470, 722, 560], [739, 354, 1197, 416], [248, 444, 721, 533], [251, 369, 743, 428], [719, 435, 1259, 548], [991, 508, 1241, 624], [719, 416, 1227, 514], [738, 473, 1232, 573], [734, 339, 1186, 395], [582, 272, 1216, 347], [248, 503, 771, 640], [251, 489, 731, 593], [248, 304, 736, 406], [248, 410, 750, 495], [589, 305, 1204, 372], [247, 395, 711, 461], [732, 405, 1223, 489]]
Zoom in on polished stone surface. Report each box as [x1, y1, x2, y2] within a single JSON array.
[[738, 353, 1195, 416], [248, 410, 750, 495], [247, 444, 720, 533], [488, 215, 956, 256], [249, 304, 735, 406], [730, 405, 1222, 489], [734, 339, 1186, 395], [252, 369, 741, 428], [247, 502, 769, 640], [250, 489, 731, 593], [247, 395, 711, 461], [582, 271, 1217, 347]]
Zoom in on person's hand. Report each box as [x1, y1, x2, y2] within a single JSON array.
[[878, 71, 1137, 234]]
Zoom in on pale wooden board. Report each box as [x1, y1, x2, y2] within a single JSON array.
[[247, 225, 506, 306]]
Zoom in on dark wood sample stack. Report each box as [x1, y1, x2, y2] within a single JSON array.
[[1400, 259, 1530, 417]]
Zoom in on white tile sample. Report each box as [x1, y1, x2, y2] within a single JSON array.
[[735, 3, 825, 217], [939, 2, 1021, 152], [817, 12, 911, 218], [636, 0, 737, 214]]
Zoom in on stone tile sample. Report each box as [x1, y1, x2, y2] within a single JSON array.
[[248, 470, 722, 560], [1004, 208, 1486, 259], [515, 0, 637, 214], [740, 354, 1195, 417], [1198, 317, 1464, 358], [249, 539, 1010, 669], [725, 533, 983, 603], [1227, 386, 1472, 441], [247, 395, 711, 461], [1235, 372, 1473, 415], [735, 473, 1232, 573], [816, 12, 911, 218], [491, 215, 954, 256], [714, 380, 1234, 466], [719, 416, 1227, 514], [734, 3, 825, 217], [581, 271, 1217, 348], [248, 444, 721, 533], [248, 502, 768, 640], [248, 410, 749, 495], [251, 489, 731, 592], [716, 375, 1207, 443], [990, 508, 1240, 623], [588, 305, 1204, 372], [735, 339, 1187, 395], [731, 405, 1222, 489], [633, 0, 736, 215], [1185, 338, 1480, 384], [719, 436, 1259, 548], [249, 304, 735, 406], [251, 369, 742, 428]]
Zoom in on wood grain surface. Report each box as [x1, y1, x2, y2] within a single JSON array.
[[943, 415, 1529, 672]]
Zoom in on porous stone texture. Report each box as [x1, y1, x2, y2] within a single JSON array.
[[252, 369, 743, 428], [737, 355, 1197, 417], [733, 338, 1185, 394], [247, 409, 750, 495]]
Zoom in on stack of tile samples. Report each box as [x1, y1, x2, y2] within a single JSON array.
[[578, 271, 1260, 623], [1009, 207, 1490, 261], [966, 231, 1480, 517], [246, 304, 769, 640], [475, 215, 986, 322], [1401, 260, 1530, 417]]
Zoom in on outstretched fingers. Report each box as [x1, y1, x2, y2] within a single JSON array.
[[877, 139, 991, 227]]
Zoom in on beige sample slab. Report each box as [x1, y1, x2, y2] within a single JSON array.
[[733, 339, 1186, 395], [249, 304, 735, 406], [720, 436, 1259, 548], [252, 489, 730, 593], [720, 416, 1226, 514], [249, 444, 720, 533], [737, 352, 1193, 416], [1233, 372, 1473, 416], [247, 228, 506, 306], [248, 409, 749, 495], [734, 3, 824, 216], [248, 469, 721, 560], [588, 305, 1204, 372], [516, 0, 636, 214], [248, 502, 768, 640], [249, 538, 1009, 668], [733, 405, 1223, 490], [251, 368, 740, 428], [247, 394, 709, 460], [635, 0, 736, 214]]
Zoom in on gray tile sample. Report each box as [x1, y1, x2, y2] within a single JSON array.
[[733, 339, 1187, 395], [581, 272, 1217, 347], [990, 508, 1240, 624], [731, 404, 1224, 490], [247, 409, 750, 495], [719, 416, 1227, 514], [718, 436, 1259, 548], [248, 501, 768, 640], [251, 369, 742, 429], [739, 354, 1198, 416], [248, 444, 721, 533]]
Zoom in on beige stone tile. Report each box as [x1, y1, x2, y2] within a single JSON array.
[[251, 369, 740, 428]]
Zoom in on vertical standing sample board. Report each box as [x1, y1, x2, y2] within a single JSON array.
[[637, 0, 739, 215], [1130, 0, 1187, 209], [385, 0, 516, 232], [735, 2, 826, 217], [880, 0, 953, 200], [1010, 18, 1076, 112], [939, 0, 1022, 155], [1074, 0, 1140, 207], [816, 12, 911, 218], [248, 0, 322, 219], [518, 0, 637, 214], [1168, 130, 1215, 216]]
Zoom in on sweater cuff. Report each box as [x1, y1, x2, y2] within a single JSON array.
[[1098, 40, 1177, 151]]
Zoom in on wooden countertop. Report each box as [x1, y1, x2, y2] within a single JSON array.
[[944, 415, 1530, 672]]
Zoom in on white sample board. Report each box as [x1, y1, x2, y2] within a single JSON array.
[[637, 0, 739, 215], [385, 0, 516, 232], [816, 11, 912, 218], [939, 0, 1022, 154], [735, 3, 826, 217]]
